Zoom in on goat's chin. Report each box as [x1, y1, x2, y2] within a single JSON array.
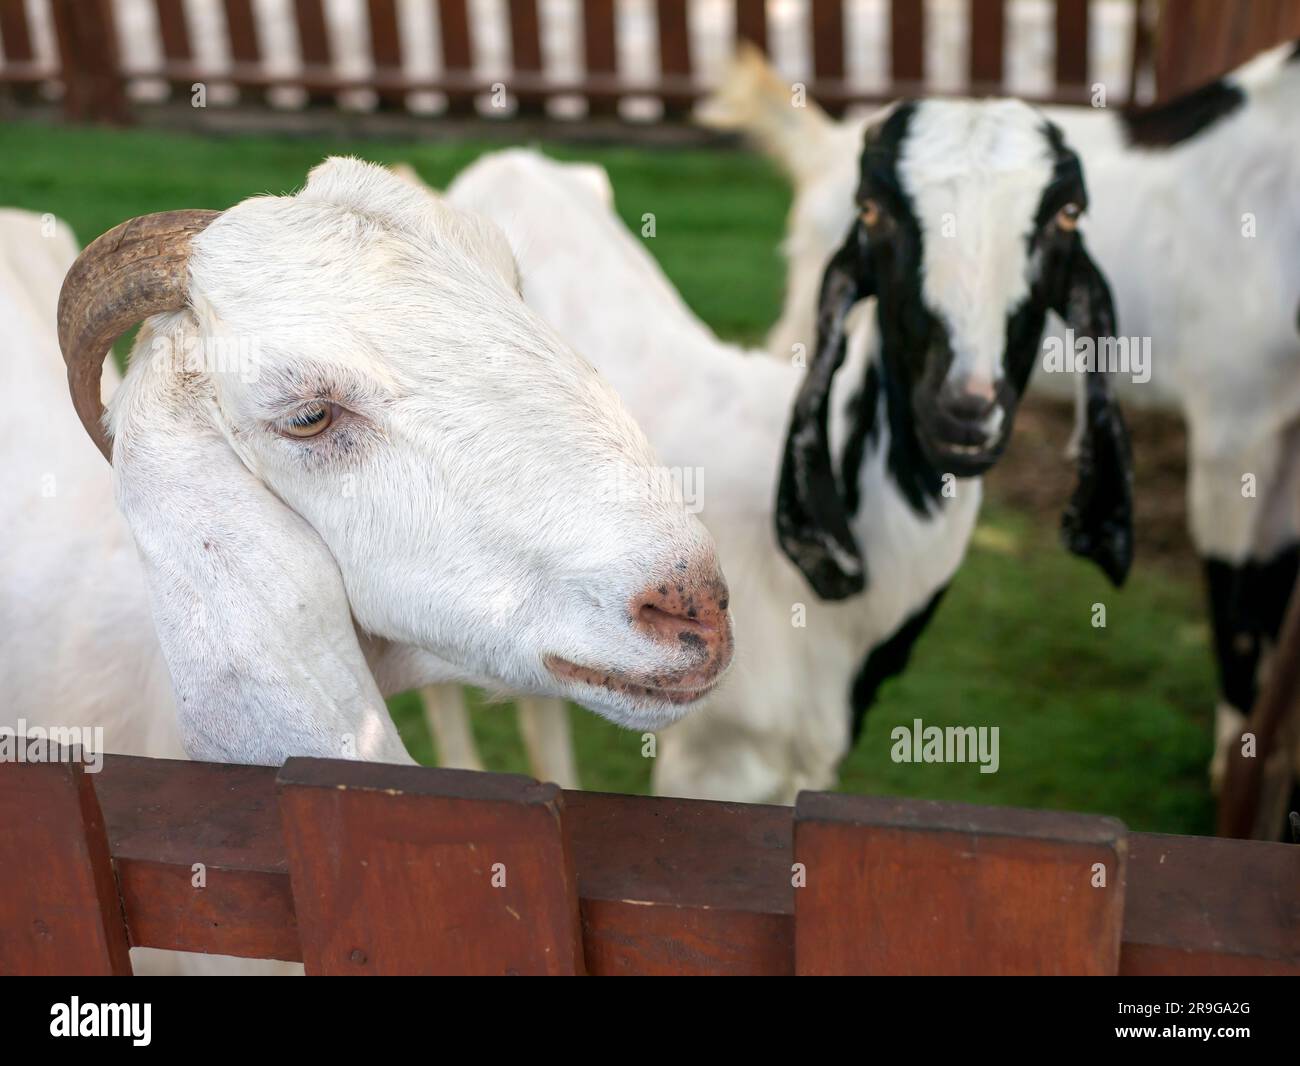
[[544, 656, 722, 731], [571, 690, 706, 732], [918, 434, 1010, 478]]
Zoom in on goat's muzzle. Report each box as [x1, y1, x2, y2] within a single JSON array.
[[546, 564, 733, 705]]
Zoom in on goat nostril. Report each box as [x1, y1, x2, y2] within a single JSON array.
[[631, 573, 731, 647], [943, 394, 996, 423], [638, 603, 693, 640]]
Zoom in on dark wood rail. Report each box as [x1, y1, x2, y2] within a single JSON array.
[[1, 752, 1295, 975]]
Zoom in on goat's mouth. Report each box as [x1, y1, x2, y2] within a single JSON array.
[[921, 437, 1006, 477], [544, 656, 723, 706], [915, 409, 1014, 478]]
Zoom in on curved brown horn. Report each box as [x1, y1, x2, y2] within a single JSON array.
[[57, 209, 220, 461]]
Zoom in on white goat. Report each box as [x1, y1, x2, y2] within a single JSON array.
[[1, 159, 734, 969], [705, 43, 1300, 831], [443, 106, 1132, 804]]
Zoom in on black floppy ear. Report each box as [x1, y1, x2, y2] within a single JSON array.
[[775, 222, 876, 599], [1055, 237, 1134, 587]]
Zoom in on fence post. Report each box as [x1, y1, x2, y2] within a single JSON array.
[[735, 0, 767, 51], [656, 0, 692, 118], [154, 0, 194, 99], [367, 0, 405, 110], [793, 792, 1127, 975], [1218, 583, 1300, 839], [969, 0, 1005, 94], [810, 0, 845, 115], [583, 0, 619, 117], [51, 0, 129, 124], [507, 0, 546, 116], [292, 0, 334, 106], [277, 758, 585, 975], [1055, 0, 1091, 101], [437, 0, 476, 116], [0, 748, 133, 975]]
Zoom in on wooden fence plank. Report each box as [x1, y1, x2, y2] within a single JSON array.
[[95, 756, 300, 961], [890, 0, 924, 88], [1219, 580, 1300, 839], [810, 0, 844, 114], [1055, 0, 1091, 91], [0, 750, 132, 975], [0, 0, 40, 99], [794, 793, 1127, 975], [437, 0, 475, 114], [89, 756, 1295, 976], [0, 0, 34, 62], [1153, 0, 1300, 101], [293, 0, 333, 104], [51, 0, 128, 123], [1122, 832, 1300, 974], [657, 0, 692, 116], [367, 0, 405, 108], [582, 0, 618, 116], [508, 0, 545, 113], [969, 0, 1005, 92], [221, 0, 265, 101], [736, 0, 767, 51], [566, 790, 794, 975], [154, 0, 193, 96], [277, 758, 584, 975]]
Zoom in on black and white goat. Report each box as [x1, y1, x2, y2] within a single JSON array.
[[707, 42, 1300, 827], [443, 98, 1132, 803]]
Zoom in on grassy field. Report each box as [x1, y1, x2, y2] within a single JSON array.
[[1, 120, 1217, 834]]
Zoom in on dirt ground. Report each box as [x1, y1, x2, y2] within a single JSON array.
[[985, 395, 1195, 573]]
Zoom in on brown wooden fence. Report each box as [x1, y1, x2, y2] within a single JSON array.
[[1, 749, 1295, 975], [5, 1, 1297, 126], [4, 0, 1288, 126]]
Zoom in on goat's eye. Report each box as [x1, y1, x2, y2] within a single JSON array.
[[1056, 203, 1082, 231], [860, 199, 882, 227], [279, 402, 335, 438]]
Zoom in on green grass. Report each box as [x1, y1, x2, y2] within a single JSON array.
[[1, 120, 1217, 833]]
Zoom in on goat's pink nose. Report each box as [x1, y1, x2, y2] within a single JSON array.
[[631, 563, 734, 684]]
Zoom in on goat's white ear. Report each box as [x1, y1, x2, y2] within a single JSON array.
[[109, 319, 409, 766]]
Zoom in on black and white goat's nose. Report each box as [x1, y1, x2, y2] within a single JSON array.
[[939, 385, 998, 425]]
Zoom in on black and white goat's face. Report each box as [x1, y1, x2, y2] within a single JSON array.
[[856, 100, 1093, 473], [778, 99, 1133, 599]]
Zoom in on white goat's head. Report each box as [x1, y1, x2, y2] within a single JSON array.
[[58, 158, 732, 762]]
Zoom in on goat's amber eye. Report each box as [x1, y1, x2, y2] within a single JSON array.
[[280, 402, 334, 438], [860, 199, 882, 227], [1056, 203, 1082, 231]]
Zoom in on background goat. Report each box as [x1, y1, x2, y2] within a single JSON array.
[[442, 103, 1131, 804], [705, 42, 1300, 832]]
